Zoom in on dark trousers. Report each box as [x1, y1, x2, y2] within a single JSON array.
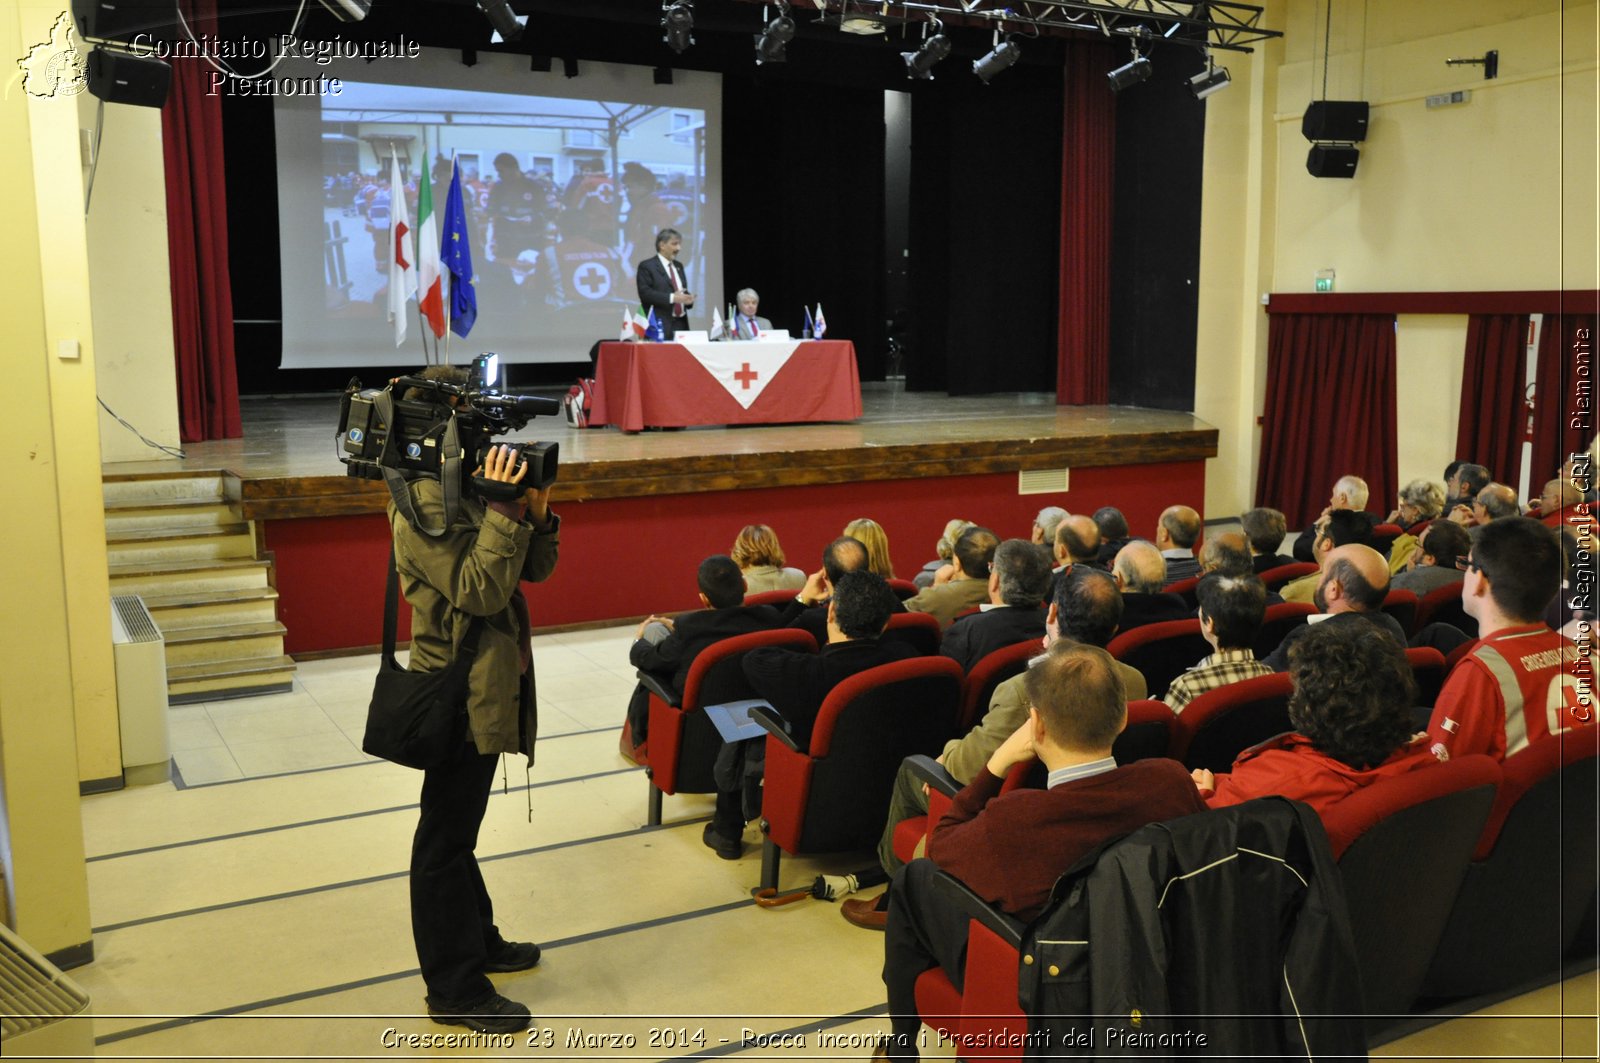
[[411, 739, 503, 1005], [882, 858, 972, 1045]]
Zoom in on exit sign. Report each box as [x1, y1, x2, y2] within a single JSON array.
[[1315, 269, 1336, 292]]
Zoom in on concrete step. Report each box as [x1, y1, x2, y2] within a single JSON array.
[[102, 472, 227, 508], [146, 589, 280, 632], [162, 622, 287, 668], [106, 525, 256, 567], [107, 558, 272, 599], [103, 500, 238, 534], [167, 654, 297, 705]]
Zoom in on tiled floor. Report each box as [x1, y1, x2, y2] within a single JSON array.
[[56, 621, 1600, 1060]]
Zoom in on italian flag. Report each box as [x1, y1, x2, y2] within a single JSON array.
[[415, 167, 445, 338]]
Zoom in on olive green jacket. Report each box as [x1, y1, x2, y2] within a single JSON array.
[[389, 478, 559, 759]]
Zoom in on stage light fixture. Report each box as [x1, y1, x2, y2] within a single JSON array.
[[653, 65, 673, 85], [1107, 53, 1152, 92], [903, 31, 951, 80], [662, 1, 694, 54], [317, 0, 370, 22], [563, 55, 579, 78], [972, 37, 1021, 84], [476, 0, 524, 43], [1188, 61, 1232, 99], [755, 14, 796, 65], [461, 48, 478, 67]]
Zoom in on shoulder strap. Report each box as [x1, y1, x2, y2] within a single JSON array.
[[374, 390, 464, 538]]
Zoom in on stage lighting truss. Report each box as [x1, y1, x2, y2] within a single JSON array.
[[662, 1, 694, 54], [755, 3, 797, 64], [795, 1, 1279, 54]]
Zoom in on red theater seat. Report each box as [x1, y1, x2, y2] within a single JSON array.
[[1169, 671, 1295, 773], [1258, 562, 1318, 591], [956, 640, 1037, 731], [1105, 619, 1211, 700], [882, 611, 942, 657]]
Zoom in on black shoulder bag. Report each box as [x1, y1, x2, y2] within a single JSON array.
[[362, 542, 484, 770]]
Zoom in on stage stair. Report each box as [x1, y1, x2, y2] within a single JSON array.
[[103, 471, 295, 704]]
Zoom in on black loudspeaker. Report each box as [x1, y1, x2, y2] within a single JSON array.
[[72, 0, 177, 43], [1307, 144, 1360, 179], [87, 47, 171, 108], [1302, 100, 1370, 142]]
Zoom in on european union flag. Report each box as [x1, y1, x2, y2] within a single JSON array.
[[645, 306, 664, 342], [440, 159, 477, 338]]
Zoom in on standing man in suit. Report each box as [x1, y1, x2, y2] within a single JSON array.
[[732, 288, 773, 339], [635, 228, 694, 339]]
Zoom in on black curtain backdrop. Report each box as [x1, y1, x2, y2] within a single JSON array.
[[721, 76, 886, 380], [907, 65, 1064, 396], [1108, 46, 1205, 410]]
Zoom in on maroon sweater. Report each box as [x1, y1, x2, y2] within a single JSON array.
[[927, 758, 1205, 920]]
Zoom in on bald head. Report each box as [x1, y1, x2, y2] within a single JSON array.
[[1315, 544, 1390, 614], [1199, 532, 1253, 576], [1542, 478, 1582, 513], [1475, 483, 1520, 521], [1113, 541, 1168, 594], [1158, 505, 1201, 550], [1055, 514, 1102, 565]]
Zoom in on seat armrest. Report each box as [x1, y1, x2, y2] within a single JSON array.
[[929, 868, 1025, 949], [903, 754, 960, 799], [750, 704, 800, 751], [636, 671, 680, 708]]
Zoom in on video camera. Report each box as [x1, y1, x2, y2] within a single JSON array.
[[337, 353, 561, 505]]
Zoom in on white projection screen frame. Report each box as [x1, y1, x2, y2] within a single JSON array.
[[274, 51, 723, 368]]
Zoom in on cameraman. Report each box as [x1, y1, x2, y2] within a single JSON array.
[[389, 367, 558, 1034]]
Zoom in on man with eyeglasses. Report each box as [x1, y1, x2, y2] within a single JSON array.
[[1426, 517, 1594, 761], [1391, 521, 1470, 596]]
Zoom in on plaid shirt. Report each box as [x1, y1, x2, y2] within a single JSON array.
[[1162, 648, 1273, 714]]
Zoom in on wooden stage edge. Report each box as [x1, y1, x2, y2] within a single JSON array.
[[103, 392, 1219, 521]]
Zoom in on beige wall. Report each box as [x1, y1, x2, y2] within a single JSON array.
[[0, 1, 99, 957], [1196, 0, 1598, 517]]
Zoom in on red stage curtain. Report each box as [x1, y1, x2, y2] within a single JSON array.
[[1455, 314, 1530, 489], [1255, 313, 1399, 527], [1531, 305, 1600, 482], [161, 0, 241, 442], [1056, 39, 1116, 405]]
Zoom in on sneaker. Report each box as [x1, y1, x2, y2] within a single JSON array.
[[426, 991, 532, 1034], [484, 939, 541, 973], [702, 821, 742, 860]]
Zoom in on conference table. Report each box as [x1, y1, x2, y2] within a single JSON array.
[[588, 339, 862, 432]]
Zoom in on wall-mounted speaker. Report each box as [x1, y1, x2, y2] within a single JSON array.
[[72, 0, 177, 43], [1302, 100, 1370, 143], [87, 47, 171, 108], [1307, 144, 1360, 179]]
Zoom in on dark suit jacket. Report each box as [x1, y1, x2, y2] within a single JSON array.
[[742, 637, 916, 750], [1252, 553, 1296, 574], [1262, 609, 1408, 673], [939, 605, 1046, 673], [629, 604, 781, 696], [635, 255, 692, 338], [1118, 591, 1193, 630]]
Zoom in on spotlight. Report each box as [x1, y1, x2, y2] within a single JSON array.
[[755, 15, 795, 65], [662, 1, 693, 54], [1107, 54, 1152, 92], [1188, 62, 1232, 99], [903, 33, 951, 80], [461, 48, 477, 67], [653, 65, 673, 85], [972, 37, 1021, 84], [562, 55, 579, 78], [476, 0, 524, 44], [316, 0, 370, 22]]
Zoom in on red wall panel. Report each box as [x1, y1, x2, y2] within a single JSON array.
[[266, 461, 1206, 654]]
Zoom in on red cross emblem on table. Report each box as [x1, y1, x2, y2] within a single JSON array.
[[734, 363, 759, 390]]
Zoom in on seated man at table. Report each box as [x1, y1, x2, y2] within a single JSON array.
[[731, 288, 773, 340], [874, 641, 1205, 1061]]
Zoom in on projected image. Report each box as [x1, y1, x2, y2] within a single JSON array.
[[313, 79, 709, 362]]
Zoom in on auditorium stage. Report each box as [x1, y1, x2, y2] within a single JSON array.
[[105, 385, 1218, 654]]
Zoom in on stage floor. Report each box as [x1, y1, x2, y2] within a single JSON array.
[[103, 384, 1218, 517]]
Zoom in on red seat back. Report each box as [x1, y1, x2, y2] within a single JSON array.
[[1105, 619, 1210, 699], [1258, 562, 1318, 591], [1403, 646, 1447, 708], [1381, 587, 1418, 636], [1414, 580, 1477, 639], [957, 640, 1037, 732], [1251, 601, 1315, 659], [1170, 671, 1295, 771], [742, 588, 796, 608], [882, 611, 942, 656], [1114, 700, 1174, 763], [887, 577, 920, 600]]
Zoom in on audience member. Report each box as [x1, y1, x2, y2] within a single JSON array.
[[1390, 521, 1470, 596], [622, 555, 781, 761], [1444, 462, 1493, 514], [1194, 621, 1435, 829], [874, 642, 1205, 1061], [1533, 477, 1588, 530], [1280, 509, 1375, 604], [1449, 482, 1521, 538], [1111, 541, 1192, 629], [1262, 544, 1406, 672], [1030, 506, 1069, 548], [703, 572, 914, 859], [839, 564, 1146, 931], [729, 524, 805, 594], [844, 518, 896, 580], [1162, 573, 1272, 713], [1155, 505, 1202, 584], [779, 536, 903, 647], [1292, 474, 1380, 562], [904, 526, 999, 627], [1385, 478, 1447, 571], [1047, 514, 1101, 599], [1091, 506, 1132, 570], [939, 539, 1050, 672], [1242, 507, 1294, 573], [1426, 517, 1594, 762], [913, 519, 972, 589]]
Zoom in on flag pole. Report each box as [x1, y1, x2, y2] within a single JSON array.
[[442, 150, 456, 366]]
